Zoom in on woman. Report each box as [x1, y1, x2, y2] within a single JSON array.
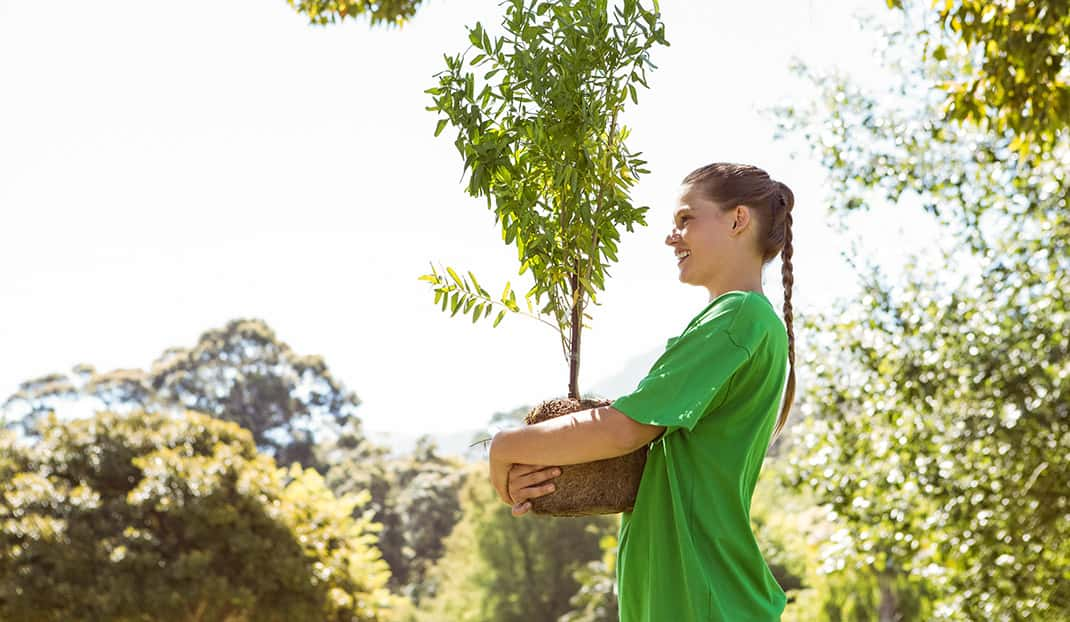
[[489, 162, 796, 621]]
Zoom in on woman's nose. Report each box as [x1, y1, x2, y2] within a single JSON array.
[[665, 230, 680, 245]]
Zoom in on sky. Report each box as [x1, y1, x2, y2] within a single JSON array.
[[0, 0, 937, 440]]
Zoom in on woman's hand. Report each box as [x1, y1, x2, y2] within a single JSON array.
[[487, 429, 560, 516], [507, 464, 561, 516], [489, 455, 514, 506]]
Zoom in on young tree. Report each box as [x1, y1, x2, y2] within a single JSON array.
[[421, 0, 667, 399]]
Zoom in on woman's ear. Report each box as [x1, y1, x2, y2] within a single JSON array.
[[731, 205, 750, 233]]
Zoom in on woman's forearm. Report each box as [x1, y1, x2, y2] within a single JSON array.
[[489, 405, 663, 466]]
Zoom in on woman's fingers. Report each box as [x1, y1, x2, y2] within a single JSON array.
[[508, 464, 562, 489], [511, 480, 557, 502], [508, 464, 549, 479], [507, 464, 561, 510], [508, 467, 561, 498]]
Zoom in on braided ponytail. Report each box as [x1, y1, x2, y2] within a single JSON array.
[[772, 182, 795, 441]]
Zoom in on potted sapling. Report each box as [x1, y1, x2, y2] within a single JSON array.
[[420, 0, 667, 516]]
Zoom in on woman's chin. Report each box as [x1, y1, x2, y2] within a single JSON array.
[[676, 262, 690, 282]]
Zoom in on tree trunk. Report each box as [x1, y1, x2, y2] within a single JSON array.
[[568, 269, 582, 399], [878, 570, 900, 622]]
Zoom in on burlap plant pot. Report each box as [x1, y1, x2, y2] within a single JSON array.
[[524, 396, 648, 517]]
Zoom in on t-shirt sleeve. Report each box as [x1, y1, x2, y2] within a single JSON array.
[[611, 318, 751, 437]]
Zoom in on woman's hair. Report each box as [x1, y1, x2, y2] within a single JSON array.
[[681, 163, 796, 441]]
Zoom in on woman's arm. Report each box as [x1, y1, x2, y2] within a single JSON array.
[[488, 404, 664, 504]]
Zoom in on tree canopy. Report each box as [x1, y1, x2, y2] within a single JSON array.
[[3, 318, 364, 470], [772, 9, 1069, 620], [0, 410, 397, 621], [888, 0, 1069, 154]]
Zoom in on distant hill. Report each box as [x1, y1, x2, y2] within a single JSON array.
[[366, 427, 487, 462], [366, 344, 662, 460], [587, 345, 661, 399]]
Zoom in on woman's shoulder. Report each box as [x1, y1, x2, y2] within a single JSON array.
[[689, 291, 786, 353]]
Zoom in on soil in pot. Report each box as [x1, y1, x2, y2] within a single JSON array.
[[524, 396, 648, 517]]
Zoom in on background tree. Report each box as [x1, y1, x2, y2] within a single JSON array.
[[150, 319, 363, 469], [324, 430, 467, 604], [0, 372, 78, 436], [751, 456, 937, 621], [771, 9, 1068, 621], [416, 463, 616, 622], [557, 532, 619, 622], [0, 410, 398, 621], [887, 0, 1069, 154], [422, 0, 668, 398], [3, 318, 366, 471]]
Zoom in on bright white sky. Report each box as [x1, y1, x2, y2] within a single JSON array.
[[0, 0, 934, 438]]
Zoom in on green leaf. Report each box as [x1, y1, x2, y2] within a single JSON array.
[[434, 119, 448, 137], [493, 310, 506, 327], [446, 266, 464, 288], [469, 23, 485, 49], [468, 271, 487, 297]]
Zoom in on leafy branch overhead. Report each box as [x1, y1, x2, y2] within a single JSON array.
[[286, 0, 425, 26], [886, 0, 1070, 155], [420, 0, 667, 379]]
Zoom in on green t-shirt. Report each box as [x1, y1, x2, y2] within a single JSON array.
[[611, 290, 788, 622]]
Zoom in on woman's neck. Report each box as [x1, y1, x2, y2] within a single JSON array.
[[705, 273, 764, 302]]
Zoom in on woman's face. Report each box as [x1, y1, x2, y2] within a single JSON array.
[[665, 184, 747, 288]]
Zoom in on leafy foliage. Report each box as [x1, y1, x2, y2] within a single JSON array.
[[418, 264, 542, 331], [887, 0, 1069, 154], [773, 12, 1069, 622], [286, 0, 425, 27], [0, 410, 397, 621], [324, 429, 467, 604], [558, 532, 619, 622], [416, 463, 616, 622], [2, 318, 365, 470], [422, 0, 667, 394], [751, 458, 937, 621]]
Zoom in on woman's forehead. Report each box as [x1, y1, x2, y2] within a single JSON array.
[[674, 186, 717, 219]]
